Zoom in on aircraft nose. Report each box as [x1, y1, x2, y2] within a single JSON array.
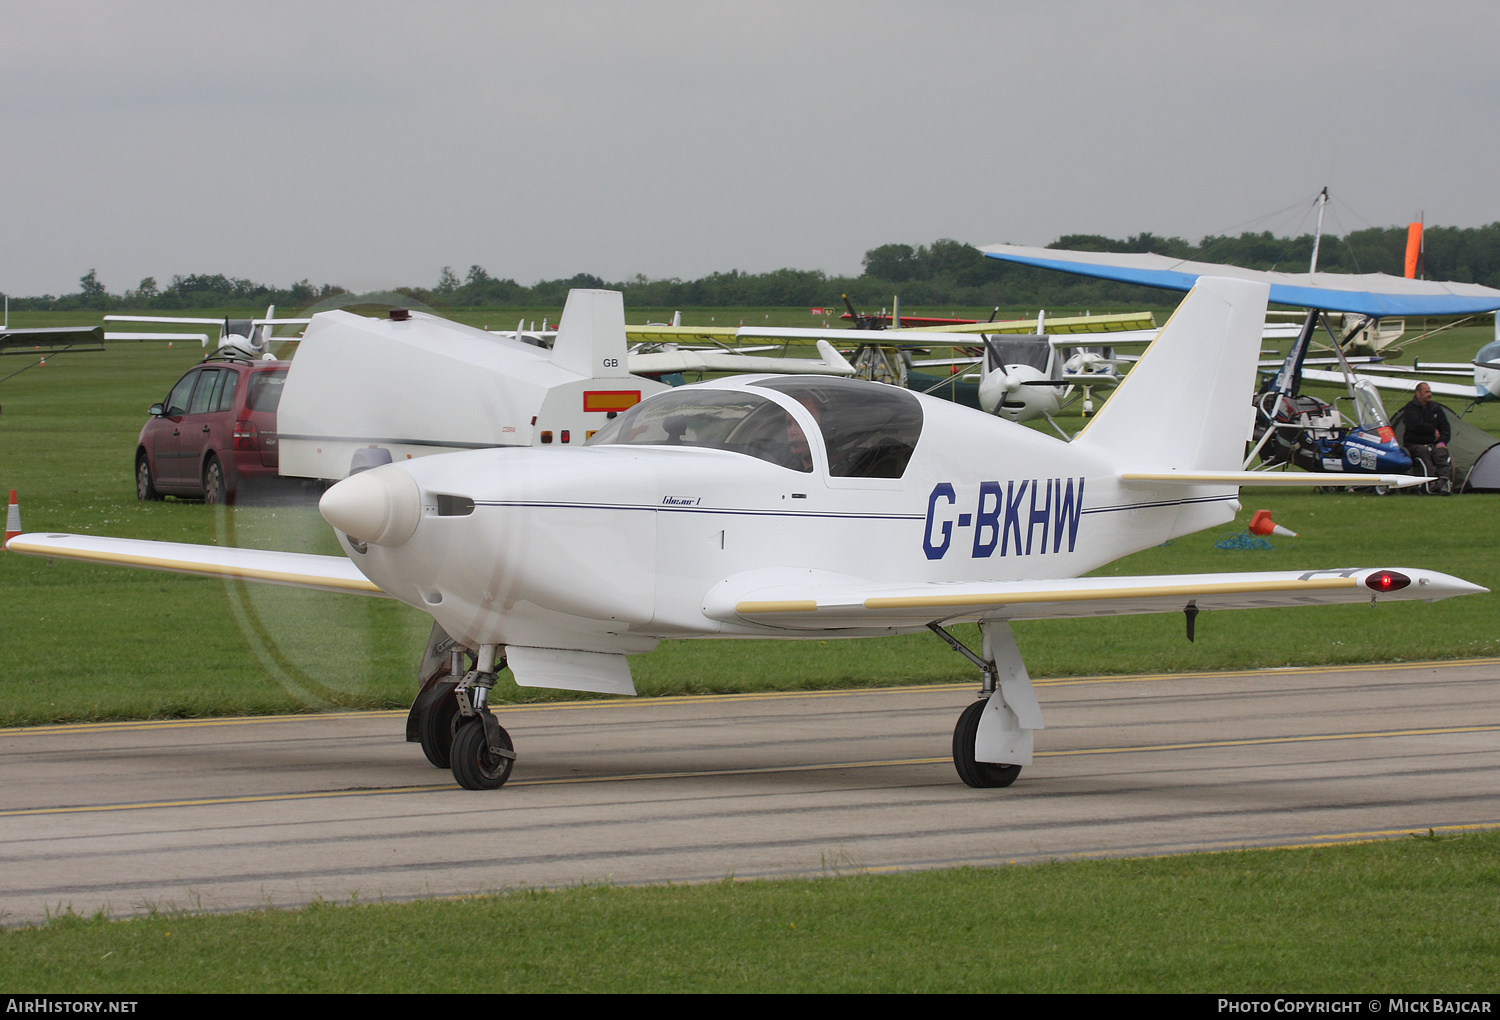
[[319, 465, 422, 546]]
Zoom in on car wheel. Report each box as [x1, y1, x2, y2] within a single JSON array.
[[203, 457, 231, 505], [136, 456, 161, 501]]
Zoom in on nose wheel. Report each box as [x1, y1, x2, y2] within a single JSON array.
[[451, 715, 515, 790]]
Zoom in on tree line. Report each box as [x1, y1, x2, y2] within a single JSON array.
[[11, 223, 1500, 313]]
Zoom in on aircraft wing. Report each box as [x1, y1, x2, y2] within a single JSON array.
[[0, 326, 105, 354], [888, 312, 1157, 335], [629, 339, 854, 377], [1301, 367, 1481, 400], [706, 567, 1484, 630], [5, 533, 386, 597], [981, 244, 1500, 317], [626, 315, 1159, 347]]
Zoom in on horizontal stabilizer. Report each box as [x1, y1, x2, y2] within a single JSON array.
[[6, 533, 386, 597], [1120, 470, 1428, 488]]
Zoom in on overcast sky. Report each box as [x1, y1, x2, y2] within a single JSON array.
[[2, 0, 1495, 296]]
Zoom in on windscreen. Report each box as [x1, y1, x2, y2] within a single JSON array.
[[587, 388, 813, 472]]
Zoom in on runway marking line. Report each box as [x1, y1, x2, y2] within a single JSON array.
[[5, 657, 1497, 737], [5, 723, 1497, 818]]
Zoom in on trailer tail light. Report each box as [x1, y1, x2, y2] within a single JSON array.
[[233, 420, 260, 451], [1365, 570, 1410, 593]]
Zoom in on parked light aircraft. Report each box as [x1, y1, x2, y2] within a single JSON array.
[[10, 277, 1481, 792], [104, 305, 312, 361]]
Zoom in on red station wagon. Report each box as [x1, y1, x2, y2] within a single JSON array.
[[135, 358, 287, 503]]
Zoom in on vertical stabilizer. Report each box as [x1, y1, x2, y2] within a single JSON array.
[[1074, 276, 1267, 470], [551, 289, 630, 379]]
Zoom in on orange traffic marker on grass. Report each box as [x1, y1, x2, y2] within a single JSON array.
[[1248, 508, 1297, 538]]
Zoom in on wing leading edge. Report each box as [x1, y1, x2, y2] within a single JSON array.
[[6, 533, 386, 597], [707, 568, 1484, 630]]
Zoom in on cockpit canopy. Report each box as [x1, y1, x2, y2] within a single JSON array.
[[586, 377, 923, 478], [751, 377, 922, 478]]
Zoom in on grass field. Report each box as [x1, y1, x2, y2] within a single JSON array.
[[3, 829, 1496, 992], [2, 311, 1497, 725]]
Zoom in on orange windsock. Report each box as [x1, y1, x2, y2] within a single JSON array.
[[1405, 222, 1423, 279]]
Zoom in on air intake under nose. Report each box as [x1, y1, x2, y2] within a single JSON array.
[[319, 466, 422, 546]]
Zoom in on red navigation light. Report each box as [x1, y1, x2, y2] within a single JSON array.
[[1364, 570, 1411, 593]]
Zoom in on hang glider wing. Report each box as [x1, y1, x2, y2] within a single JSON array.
[[5, 533, 385, 597], [1300, 367, 1481, 400], [706, 567, 1484, 631], [980, 244, 1500, 317]]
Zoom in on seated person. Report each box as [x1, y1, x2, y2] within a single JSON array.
[[1399, 383, 1453, 493]]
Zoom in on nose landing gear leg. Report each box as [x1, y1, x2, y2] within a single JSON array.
[[450, 644, 517, 790]]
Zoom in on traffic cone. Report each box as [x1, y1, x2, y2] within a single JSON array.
[[4, 490, 20, 548], [1248, 509, 1297, 538]]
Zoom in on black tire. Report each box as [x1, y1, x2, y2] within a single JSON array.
[[450, 717, 514, 790], [136, 455, 161, 501], [418, 690, 460, 769], [203, 457, 231, 505], [952, 700, 1022, 789]]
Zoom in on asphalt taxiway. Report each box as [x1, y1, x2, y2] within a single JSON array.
[[3, 659, 1498, 925]]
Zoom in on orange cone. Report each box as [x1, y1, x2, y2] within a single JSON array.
[[4, 490, 20, 548], [1248, 509, 1297, 538]]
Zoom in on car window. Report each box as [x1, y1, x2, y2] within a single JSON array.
[[187, 370, 224, 416], [164, 370, 201, 417], [216, 371, 240, 413], [752, 377, 923, 478], [587, 388, 813, 472], [246, 369, 287, 413]]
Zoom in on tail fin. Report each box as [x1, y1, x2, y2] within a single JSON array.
[[1074, 276, 1266, 470], [550, 289, 630, 379]]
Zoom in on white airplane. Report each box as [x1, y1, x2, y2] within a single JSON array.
[[105, 305, 312, 360], [8, 279, 1482, 791]]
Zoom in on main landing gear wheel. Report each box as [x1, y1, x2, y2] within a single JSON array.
[[450, 716, 515, 790], [417, 687, 461, 769], [952, 700, 1022, 789]]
